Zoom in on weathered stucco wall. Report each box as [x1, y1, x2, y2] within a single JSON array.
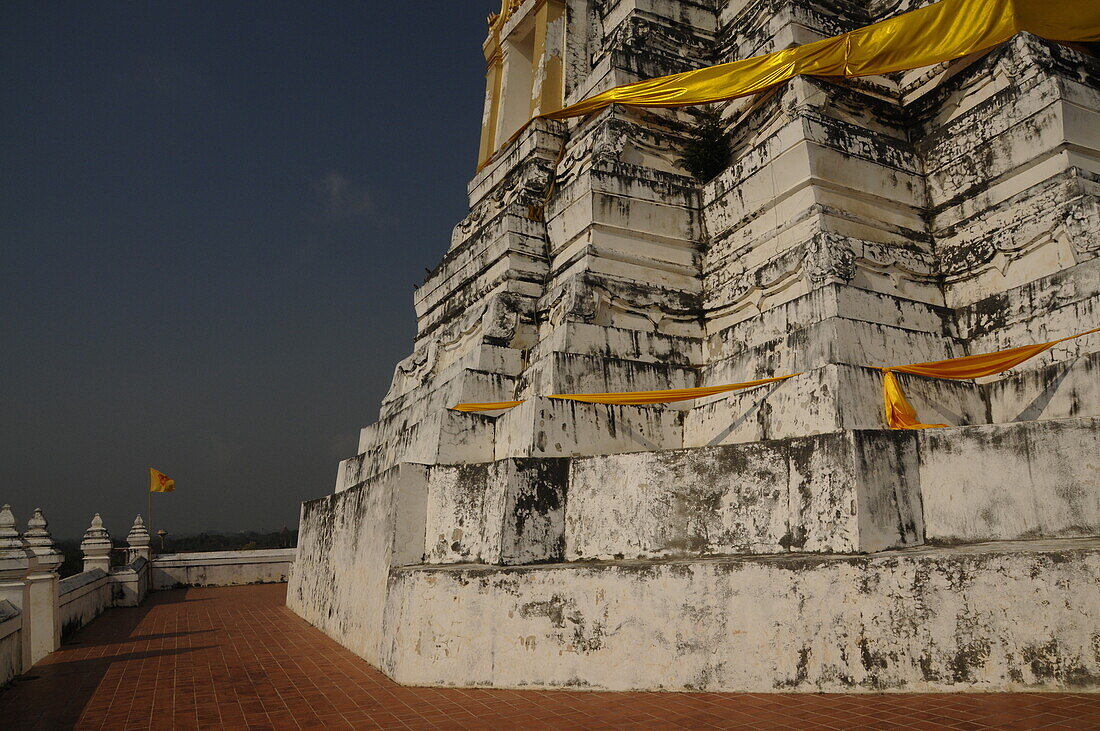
[[567, 429, 924, 557], [373, 420, 1096, 570], [151, 549, 296, 590], [58, 569, 110, 637], [290, 415, 1100, 692], [108, 558, 149, 608], [425, 459, 568, 566], [918, 418, 1100, 544], [383, 539, 1100, 693], [287, 464, 427, 668], [0, 600, 21, 688]]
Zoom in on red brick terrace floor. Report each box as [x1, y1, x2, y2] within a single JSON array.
[[1, 584, 1098, 730]]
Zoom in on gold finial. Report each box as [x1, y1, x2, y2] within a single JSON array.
[[488, 0, 526, 35]]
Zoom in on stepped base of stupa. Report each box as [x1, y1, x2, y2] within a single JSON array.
[[289, 418, 1100, 692]]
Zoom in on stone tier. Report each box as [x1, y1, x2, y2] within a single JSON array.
[[383, 537, 1100, 692], [344, 367, 515, 488], [957, 257, 1100, 354], [542, 110, 704, 337], [291, 417, 1100, 692], [717, 0, 871, 61], [699, 256, 1100, 386], [518, 351, 698, 396], [421, 418, 1099, 566], [573, 0, 718, 105], [699, 35, 1100, 328], [411, 211, 546, 346], [351, 344, 1100, 488], [532, 321, 704, 367], [493, 397, 684, 461], [379, 348, 522, 421]]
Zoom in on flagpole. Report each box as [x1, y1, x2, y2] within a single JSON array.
[[148, 484, 152, 538]]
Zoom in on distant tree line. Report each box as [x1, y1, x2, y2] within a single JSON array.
[[166, 528, 298, 554], [55, 528, 297, 578]]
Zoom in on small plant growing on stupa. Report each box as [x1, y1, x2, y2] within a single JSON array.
[[677, 106, 732, 182]]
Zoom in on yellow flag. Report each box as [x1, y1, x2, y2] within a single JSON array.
[[149, 468, 175, 493]]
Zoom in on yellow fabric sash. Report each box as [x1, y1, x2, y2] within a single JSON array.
[[451, 400, 525, 413], [541, 0, 1100, 122], [451, 329, 1100, 427], [476, 0, 1100, 168], [451, 375, 796, 413], [882, 327, 1100, 429], [549, 375, 796, 406]]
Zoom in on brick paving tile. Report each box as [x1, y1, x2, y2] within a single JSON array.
[[0, 584, 1098, 729]]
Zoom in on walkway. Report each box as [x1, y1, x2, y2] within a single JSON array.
[[1, 584, 1097, 730]]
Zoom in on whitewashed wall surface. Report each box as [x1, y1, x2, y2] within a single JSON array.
[[0, 600, 22, 687], [152, 549, 296, 590], [58, 569, 110, 638]]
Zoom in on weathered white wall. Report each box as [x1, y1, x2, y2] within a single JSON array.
[[0, 600, 21, 687], [494, 398, 684, 460], [425, 459, 568, 565], [383, 539, 1100, 692], [290, 415, 1100, 691], [426, 420, 1097, 565], [919, 417, 1100, 544], [288, 464, 427, 668], [109, 558, 149, 607], [567, 430, 923, 558], [151, 548, 295, 590], [58, 569, 110, 637]]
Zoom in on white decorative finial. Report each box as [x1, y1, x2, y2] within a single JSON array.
[[0, 504, 21, 550], [127, 514, 152, 562], [84, 513, 110, 541], [128, 515, 150, 546], [81, 513, 113, 572], [22, 507, 61, 576], [23, 508, 54, 548], [0, 505, 16, 534]]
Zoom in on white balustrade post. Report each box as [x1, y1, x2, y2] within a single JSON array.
[[0, 504, 32, 671], [22, 508, 62, 665], [80, 513, 113, 573], [127, 515, 151, 563]]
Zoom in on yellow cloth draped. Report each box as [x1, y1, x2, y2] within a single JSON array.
[[882, 327, 1100, 429], [451, 399, 525, 413], [549, 375, 796, 406], [450, 375, 795, 413], [882, 370, 939, 430], [541, 0, 1100, 122], [451, 328, 1100, 426]]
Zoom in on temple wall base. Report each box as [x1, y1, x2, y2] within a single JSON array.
[[382, 538, 1100, 693]]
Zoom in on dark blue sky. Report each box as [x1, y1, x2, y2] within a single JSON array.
[[1, 2, 488, 539]]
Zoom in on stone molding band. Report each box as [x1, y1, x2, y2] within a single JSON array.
[[452, 326, 1100, 429]]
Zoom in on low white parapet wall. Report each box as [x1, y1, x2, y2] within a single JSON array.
[[108, 558, 150, 607], [58, 569, 110, 637], [151, 548, 295, 590], [0, 600, 21, 687]]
